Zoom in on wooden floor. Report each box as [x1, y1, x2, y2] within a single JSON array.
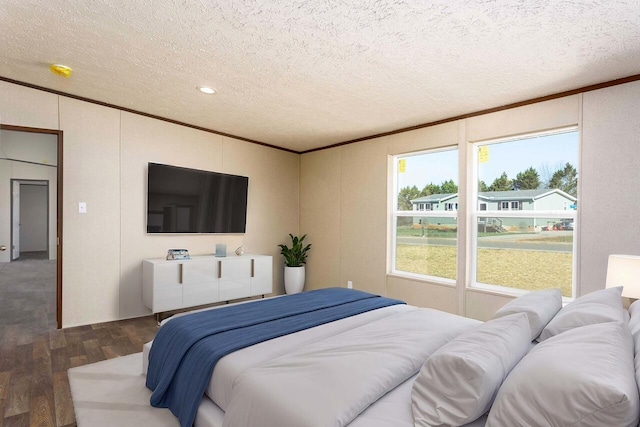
[[0, 317, 158, 427], [0, 257, 158, 427]]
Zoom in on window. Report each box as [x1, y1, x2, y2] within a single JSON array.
[[499, 201, 520, 210], [392, 148, 458, 282], [415, 203, 434, 211], [472, 128, 579, 298]]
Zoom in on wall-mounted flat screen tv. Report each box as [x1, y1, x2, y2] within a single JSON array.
[[147, 163, 248, 234]]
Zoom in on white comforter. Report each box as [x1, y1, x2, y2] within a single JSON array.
[[222, 308, 479, 427], [209, 304, 410, 411]]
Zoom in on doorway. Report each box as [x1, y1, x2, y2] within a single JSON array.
[[11, 179, 50, 261], [0, 124, 63, 329]]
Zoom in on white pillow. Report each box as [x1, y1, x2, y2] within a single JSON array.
[[628, 300, 640, 354], [537, 286, 624, 342], [492, 288, 562, 340], [411, 313, 531, 427], [487, 321, 639, 427], [629, 299, 640, 317], [627, 300, 640, 391]]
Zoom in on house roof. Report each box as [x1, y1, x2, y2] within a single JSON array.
[[479, 189, 577, 202], [411, 193, 458, 203], [411, 188, 576, 204], [2, 1, 640, 152]]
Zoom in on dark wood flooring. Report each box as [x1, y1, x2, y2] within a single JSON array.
[[0, 258, 159, 427], [0, 317, 158, 427]]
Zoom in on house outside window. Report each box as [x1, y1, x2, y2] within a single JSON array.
[[393, 148, 458, 282], [473, 128, 579, 298], [390, 128, 578, 299]]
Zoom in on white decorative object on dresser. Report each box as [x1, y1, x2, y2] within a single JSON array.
[[142, 254, 273, 313]]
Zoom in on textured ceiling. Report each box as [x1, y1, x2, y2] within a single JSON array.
[[1, 1, 640, 152]]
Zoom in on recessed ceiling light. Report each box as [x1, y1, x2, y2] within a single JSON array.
[[197, 86, 216, 94], [50, 64, 73, 78]]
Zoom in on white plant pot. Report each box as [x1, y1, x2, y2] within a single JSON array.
[[284, 266, 305, 294]]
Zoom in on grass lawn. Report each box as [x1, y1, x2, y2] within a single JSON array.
[[396, 245, 573, 297], [396, 226, 457, 238], [395, 226, 563, 240], [515, 235, 573, 243]]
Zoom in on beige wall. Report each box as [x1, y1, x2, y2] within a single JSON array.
[[340, 137, 389, 296], [1, 130, 58, 165], [300, 148, 342, 290], [59, 97, 122, 325], [0, 80, 299, 327], [580, 83, 640, 295], [3, 77, 640, 326], [301, 85, 640, 321]]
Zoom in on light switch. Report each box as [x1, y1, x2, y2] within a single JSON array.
[[78, 202, 87, 214]]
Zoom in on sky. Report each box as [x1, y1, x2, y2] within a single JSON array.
[[397, 130, 579, 190]]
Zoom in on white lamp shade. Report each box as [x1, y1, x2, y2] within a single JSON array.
[[606, 254, 640, 299]]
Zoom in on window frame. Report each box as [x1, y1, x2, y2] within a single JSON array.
[[391, 147, 458, 285], [469, 127, 579, 298]]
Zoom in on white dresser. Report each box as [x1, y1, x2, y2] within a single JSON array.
[[142, 254, 273, 313]]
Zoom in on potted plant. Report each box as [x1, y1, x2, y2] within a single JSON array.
[[278, 234, 312, 294]]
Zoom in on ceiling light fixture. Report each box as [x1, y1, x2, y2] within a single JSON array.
[[49, 64, 73, 78], [197, 86, 216, 94]]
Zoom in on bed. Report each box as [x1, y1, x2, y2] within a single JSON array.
[[142, 286, 640, 427]]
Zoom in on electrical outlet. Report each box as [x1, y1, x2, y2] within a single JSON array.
[[347, 280, 353, 289]]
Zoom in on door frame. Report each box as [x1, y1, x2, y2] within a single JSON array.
[[1, 124, 63, 329], [11, 179, 20, 260], [11, 179, 50, 260]]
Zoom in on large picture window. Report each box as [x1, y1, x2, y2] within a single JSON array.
[[392, 148, 458, 282], [472, 128, 579, 298]]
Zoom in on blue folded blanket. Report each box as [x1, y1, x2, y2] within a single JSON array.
[[146, 287, 405, 427]]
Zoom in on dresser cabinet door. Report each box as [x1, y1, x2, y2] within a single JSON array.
[[250, 257, 273, 296], [219, 258, 252, 301], [149, 262, 183, 312], [182, 261, 219, 307]]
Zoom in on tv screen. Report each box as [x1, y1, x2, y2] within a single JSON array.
[[146, 163, 248, 234]]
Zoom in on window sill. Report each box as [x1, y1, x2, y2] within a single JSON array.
[[387, 272, 456, 288], [468, 282, 574, 303]]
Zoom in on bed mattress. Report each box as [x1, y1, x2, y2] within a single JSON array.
[[192, 374, 488, 427], [143, 300, 482, 426]]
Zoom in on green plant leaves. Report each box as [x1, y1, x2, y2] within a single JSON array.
[[278, 233, 312, 267]]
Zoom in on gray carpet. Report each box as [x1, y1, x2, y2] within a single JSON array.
[[68, 353, 180, 427], [0, 254, 57, 338]]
